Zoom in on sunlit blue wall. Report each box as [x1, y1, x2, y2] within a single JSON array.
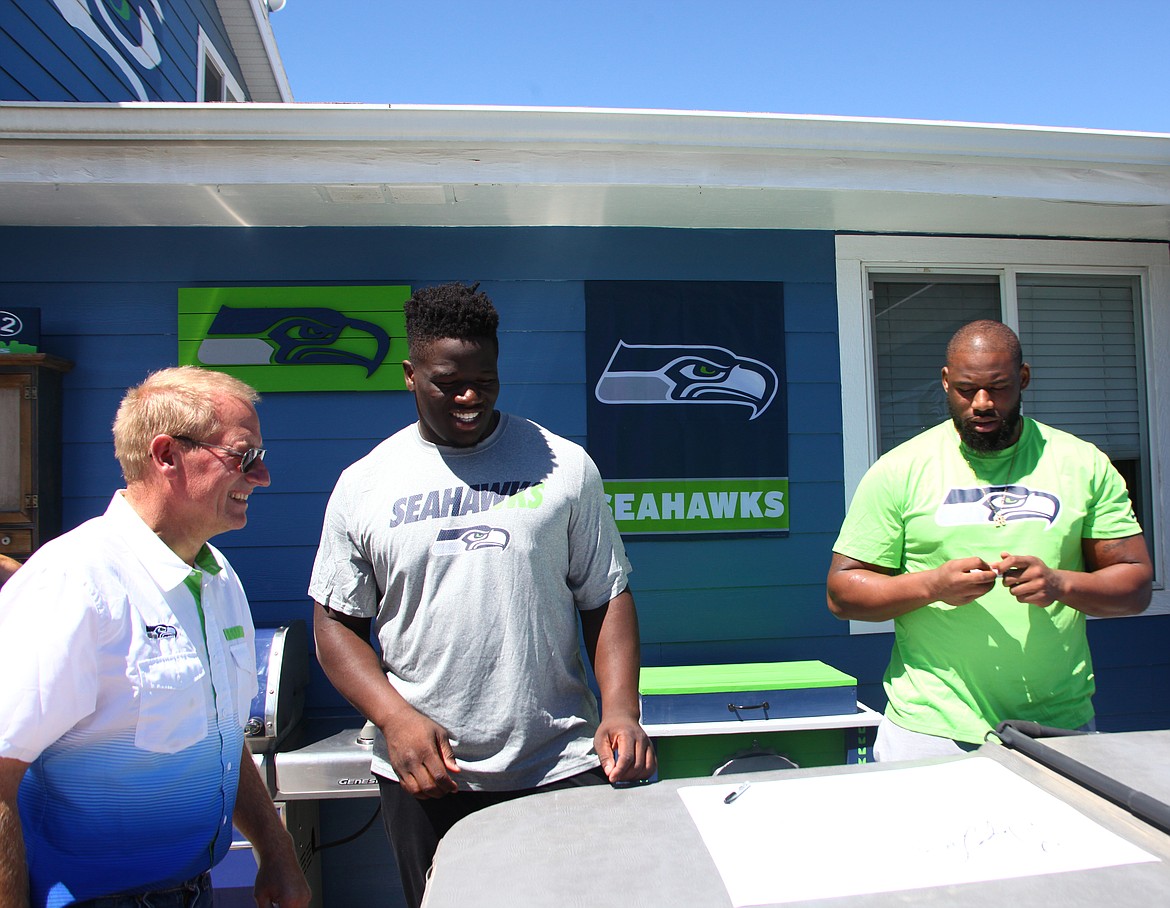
[[2, 225, 1165, 732]]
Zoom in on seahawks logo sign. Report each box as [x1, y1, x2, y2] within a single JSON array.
[[178, 286, 410, 392], [197, 306, 391, 377], [594, 341, 779, 420]]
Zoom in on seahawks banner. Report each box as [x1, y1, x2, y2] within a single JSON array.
[[178, 286, 411, 392], [586, 281, 788, 537]]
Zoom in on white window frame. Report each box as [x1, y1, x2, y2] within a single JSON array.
[[835, 235, 1170, 622], [197, 27, 245, 102]]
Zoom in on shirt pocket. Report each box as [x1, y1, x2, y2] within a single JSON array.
[[228, 639, 259, 726], [135, 652, 208, 753]]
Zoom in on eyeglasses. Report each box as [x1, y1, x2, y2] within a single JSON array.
[[172, 435, 267, 474]]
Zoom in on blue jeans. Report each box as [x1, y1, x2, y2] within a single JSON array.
[[70, 871, 213, 908]]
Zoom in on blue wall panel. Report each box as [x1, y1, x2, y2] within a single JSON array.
[[0, 23, 72, 99], [1, 4, 112, 98], [2, 225, 1166, 732]]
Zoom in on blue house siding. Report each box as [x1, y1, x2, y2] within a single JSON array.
[[1, 225, 1166, 733], [0, 0, 243, 102]]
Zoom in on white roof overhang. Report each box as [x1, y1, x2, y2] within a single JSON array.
[[0, 103, 1167, 239], [213, 0, 292, 102]]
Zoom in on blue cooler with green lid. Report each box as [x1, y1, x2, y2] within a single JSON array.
[[639, 661, 857, 725]]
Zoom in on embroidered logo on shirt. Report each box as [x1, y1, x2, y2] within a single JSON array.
[[145, 624, 178, 639], [936, 485, 1061, 528], [431, 525, 512, 555]]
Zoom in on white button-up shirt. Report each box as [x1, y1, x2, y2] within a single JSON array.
[[0, 492, 257, 908]]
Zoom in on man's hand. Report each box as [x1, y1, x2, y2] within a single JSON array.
[[253, 848, 312, 908], [383, 707, 460, 799], [828, 553, 996, 621], [594, 715, 656, 783], [314, 604, 460, 798], [992, 553, 1064, 607], [928, 557, 999, 606]]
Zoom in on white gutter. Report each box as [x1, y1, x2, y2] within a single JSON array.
[[0, 103, 1167, 169]]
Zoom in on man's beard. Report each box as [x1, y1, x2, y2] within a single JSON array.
[[951, 400, 1023, 452]]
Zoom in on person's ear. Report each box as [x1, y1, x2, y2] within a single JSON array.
[[149, 434, 181, 475], [403, 360, 416, 392], [1018, 363, 1031, 391]]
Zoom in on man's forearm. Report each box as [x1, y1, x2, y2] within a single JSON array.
[[0, 758, 30, 908], [232, 749, 311, 908], [826, 567, 940, 622], [582, 590, 642, 719], [231, 748, 292, 856], [1054, 562, 1152, 617], [313, 605, 420, 730], [0, 806, 29, 908]]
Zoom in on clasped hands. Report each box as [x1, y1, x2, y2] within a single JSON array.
[[933, 553, 1062, 607]]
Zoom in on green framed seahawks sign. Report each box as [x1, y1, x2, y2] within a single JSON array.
[[178, 286, 411, 391]]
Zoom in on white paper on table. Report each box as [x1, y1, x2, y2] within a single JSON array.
[[678, 756, 1158, 906]]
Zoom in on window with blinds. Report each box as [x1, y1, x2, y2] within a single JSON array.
[[870, 272, 1149, 527], [1017, 275, 1144, 460], [871, 276, 999, 453]]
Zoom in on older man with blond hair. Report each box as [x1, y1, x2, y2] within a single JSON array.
[[0, 366, 309, 908]]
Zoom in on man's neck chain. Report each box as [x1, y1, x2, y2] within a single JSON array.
[[962, 437, 1020, 528]]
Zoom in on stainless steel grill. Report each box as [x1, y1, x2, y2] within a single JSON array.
[[247, 621, 310, 756], [275, 720, 380, 800]]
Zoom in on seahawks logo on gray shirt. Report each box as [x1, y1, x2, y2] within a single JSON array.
[[431, 525, 512, 555]]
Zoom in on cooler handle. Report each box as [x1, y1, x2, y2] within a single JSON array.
[[727, 700, 770, 719]]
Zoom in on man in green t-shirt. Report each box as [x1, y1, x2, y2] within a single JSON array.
[[827, 320, 1152, 761]]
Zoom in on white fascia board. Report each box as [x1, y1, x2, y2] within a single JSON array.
[[2, 105, 1167, 209], [246, 0, 292, 102], [1, 103, 1168, 168], [5, 141, 1168, 212]]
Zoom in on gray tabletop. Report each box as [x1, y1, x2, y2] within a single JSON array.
[[422, 731, 1170, 907], [1041, 729, 1170, 804]]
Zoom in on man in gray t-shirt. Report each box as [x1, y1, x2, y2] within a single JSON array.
[[309, 282, 655, 908]]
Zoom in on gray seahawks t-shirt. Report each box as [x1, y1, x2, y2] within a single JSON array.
[[308, 413, 632, 790]]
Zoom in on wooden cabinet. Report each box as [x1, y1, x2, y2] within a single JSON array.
[[0, 354, 72, 561]]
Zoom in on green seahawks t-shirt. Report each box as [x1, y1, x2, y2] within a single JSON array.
[[834, 418, 1141, 743]]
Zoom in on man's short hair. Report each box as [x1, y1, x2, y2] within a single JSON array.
[[945, 319, 1024, 368], [404, 282, 499, 359], [113, 366, 260, 483]]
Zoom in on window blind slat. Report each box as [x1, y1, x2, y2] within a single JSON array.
[[1018, 276, 1142, 461]]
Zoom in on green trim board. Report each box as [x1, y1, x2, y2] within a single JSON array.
[[178, 285, 411, 392]]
